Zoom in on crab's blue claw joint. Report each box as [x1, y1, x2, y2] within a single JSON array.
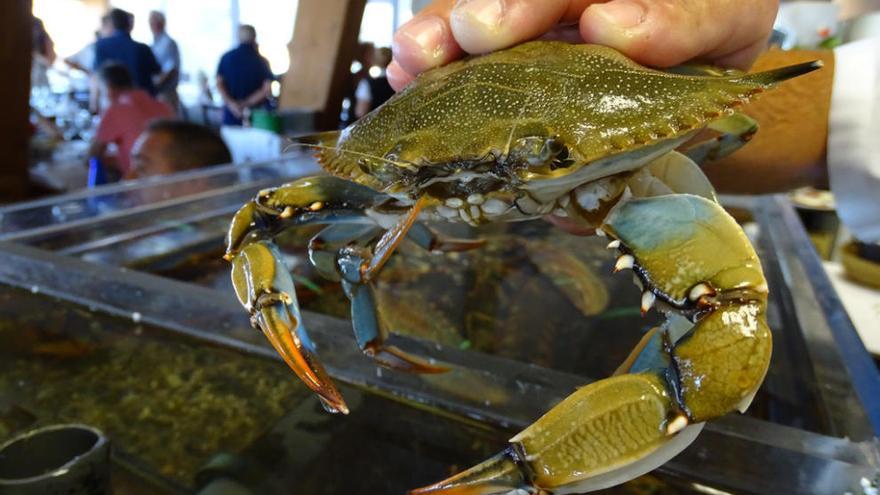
[[231, 241, 349, 414], [409, 449, 529, 495], [344, 279, 448, 374]]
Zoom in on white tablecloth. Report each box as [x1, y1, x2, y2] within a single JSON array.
[[823, 261, 880, 355]]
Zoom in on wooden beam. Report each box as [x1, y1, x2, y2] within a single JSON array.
[[0, 0, 33, 202], [280, 0, 367, 130]]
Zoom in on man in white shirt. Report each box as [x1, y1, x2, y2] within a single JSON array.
[[827, 37, 880, 244], [389, 0, 879, 245], [149, 11, 181, 113]]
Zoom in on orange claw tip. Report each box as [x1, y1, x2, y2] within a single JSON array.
[[254, 305, 350, 414], [318, 395, 350, 415], [409, 449, 528, 495]]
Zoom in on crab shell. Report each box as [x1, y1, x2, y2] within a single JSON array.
[[302, 41, 801, 209]]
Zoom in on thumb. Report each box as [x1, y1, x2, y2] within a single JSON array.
[[579, 0, 778, 69], [449, 0, 571, 54]]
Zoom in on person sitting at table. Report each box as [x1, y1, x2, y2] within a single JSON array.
[[89, 63, 173, 180], [128, 119, 231, 179]]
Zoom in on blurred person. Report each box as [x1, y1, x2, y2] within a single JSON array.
[[89, 63, 173, 179], [29, 107, 64, 141], [148, 11, 181, 112], [353, 46, 394, 119], [64, 15, 113, 75], [94, 8, 161, 96], [129, 119, 231, 179], [196, 71, 215, 106], [341, 42, 375, 126], [31, 17, 56, 89], [216, 25, 273, 126]]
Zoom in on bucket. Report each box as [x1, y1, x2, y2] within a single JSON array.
[[0, 424, 111, 494]]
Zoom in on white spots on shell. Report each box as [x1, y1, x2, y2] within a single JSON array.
[[334, 42, 757, 209], [597, 94, 641, 113]]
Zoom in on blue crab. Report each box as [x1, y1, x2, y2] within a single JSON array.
[[224, 41, 819, 493]]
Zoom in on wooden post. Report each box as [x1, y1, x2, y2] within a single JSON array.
[[279, 0, 367, 130], [0, 0, 33, 203]]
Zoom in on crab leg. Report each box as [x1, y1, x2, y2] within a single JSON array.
[[363, 196, 427, 278], [406, 222, 487, 253], [320, 204, 448, 374], [682, 113, 759, 165], [227, 177, 456, 412], [412, 194, 770, 494]]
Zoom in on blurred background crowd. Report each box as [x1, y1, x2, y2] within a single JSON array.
[[24, 1, 404, 190]]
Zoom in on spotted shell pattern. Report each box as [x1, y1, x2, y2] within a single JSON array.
[[310, 41, 791, 194]]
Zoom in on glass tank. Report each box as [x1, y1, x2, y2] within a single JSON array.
[[0, 156, 878, 494]]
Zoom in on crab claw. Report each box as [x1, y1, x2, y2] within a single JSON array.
[[231, 241, 348, 414], [413, 193, 772, 495], [409, 449, 527, 495], [412, 373, 706, 495], [602, 193, 772, 419]]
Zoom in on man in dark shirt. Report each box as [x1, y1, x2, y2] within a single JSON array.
[[93, 8, 160, 95], [216, 25, 273, 126]]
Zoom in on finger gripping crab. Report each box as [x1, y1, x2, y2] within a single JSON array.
[[225, 41, 819, 493]]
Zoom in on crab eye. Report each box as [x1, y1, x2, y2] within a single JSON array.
[[510, 136, 572, 175]]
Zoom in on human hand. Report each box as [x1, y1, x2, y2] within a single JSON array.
[[389, 0, 779, 90], [228, 101, 244, 119]]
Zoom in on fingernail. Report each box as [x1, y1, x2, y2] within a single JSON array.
[[453, 0, 506, 29], [397, 16, 448, 54], [593, 0, 646, 29], [386, 61, 413, 91]]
